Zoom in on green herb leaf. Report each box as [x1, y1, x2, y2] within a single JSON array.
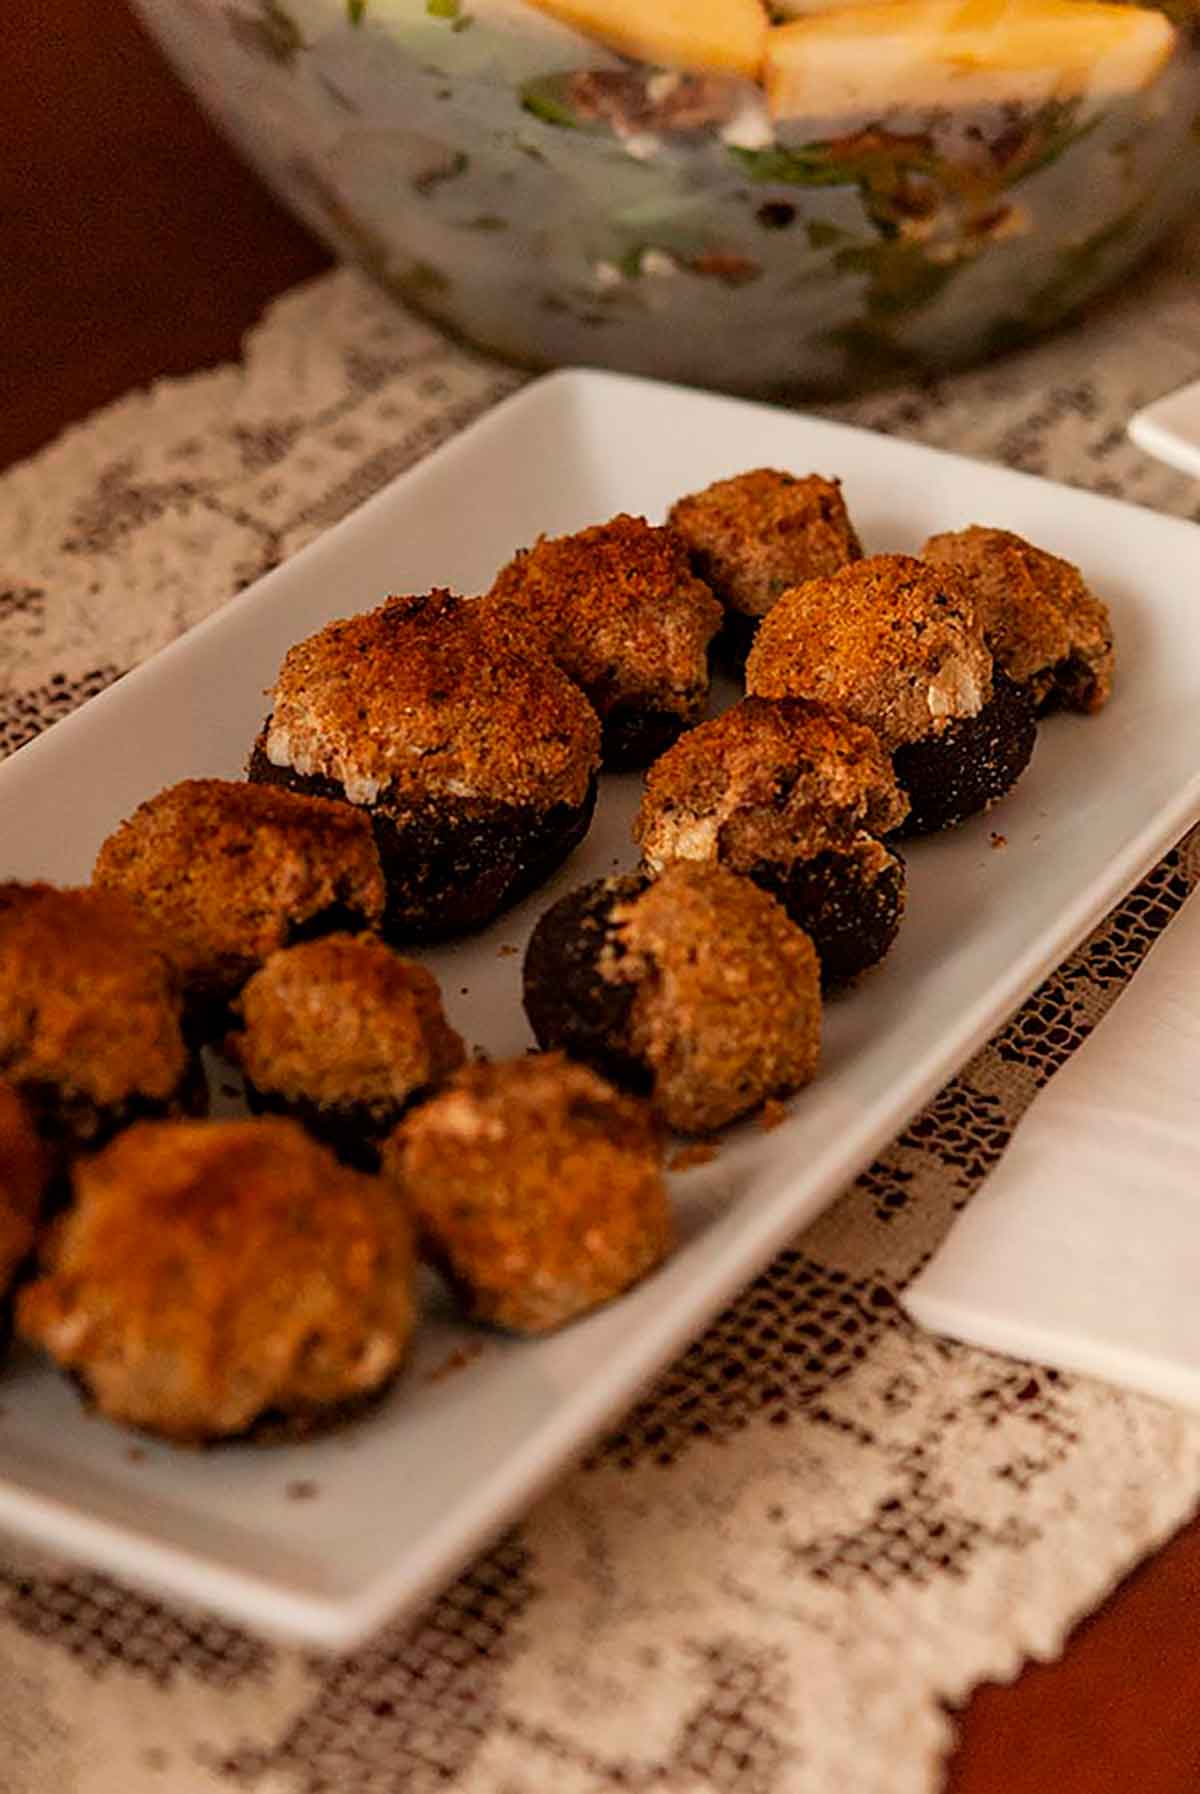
[[729, 144, 852, 187], [805, 218, 850, 250], [1016, 206, 1140, 330], [823, 320, 924, 382], [520, 76, 579, 130], [426, 0, 459, 15], [835, 238, 960, 317]]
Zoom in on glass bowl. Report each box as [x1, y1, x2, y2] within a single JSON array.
[[132, 0, 1200, 396]]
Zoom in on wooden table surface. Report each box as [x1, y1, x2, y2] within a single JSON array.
[[6, 6, 1200, 1789]]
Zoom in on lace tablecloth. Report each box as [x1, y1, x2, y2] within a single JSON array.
[[3, 224, 1200, 1794]]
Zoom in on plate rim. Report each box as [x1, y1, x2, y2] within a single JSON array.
[[1127, 375, 1200, 481]]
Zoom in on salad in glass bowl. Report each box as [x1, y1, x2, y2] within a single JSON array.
[[133, 0, 1200, 393]]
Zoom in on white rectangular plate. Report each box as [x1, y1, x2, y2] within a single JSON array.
[[3, 369, 1200, 1650], [1128, 376, 1200, 480]]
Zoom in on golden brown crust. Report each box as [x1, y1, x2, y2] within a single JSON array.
[[0, 1082, 47, 1294], [0, 884, 187, 1108], [384, 1053, 671, 1334], [233, 935, 466, 1109], [921, 525, 1114, 712], [483, 515, 722, 720], [745, 554, 993, 751], [17, 1118, 417, 1442], [668, 469, 862, 619], [262, 590, 600, 812], [93, 778, 386, 995], [636, 697, 908, 873], [604, 863, 821, 1134]]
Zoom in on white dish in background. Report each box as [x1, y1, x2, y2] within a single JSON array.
[[1128, 377, 1200, 480], [3, 369, 1200, 1650]]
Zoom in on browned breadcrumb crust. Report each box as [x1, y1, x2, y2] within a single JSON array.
[[828, 832, 898, 886], [0, 885, 187, 1108], [384, 1053, 671, 1335], [0, 1082, 47, 1294], [233, 935, 466, 1109], [921, 525, 1114, 712], [423, 1340, 486, 1384], [668, 470, 862, 619], [263, 590, 599, 811], [636, 697, 909, 873], [604, 863, 821, 1134], [745, 554, 993, 751], [93, 778, 386, 994], [483, 515, 722, 719], [17, 1117, 417, 1443], [668, 1141, 719, 1172]]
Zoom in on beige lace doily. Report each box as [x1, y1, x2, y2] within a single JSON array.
[[2, 223, 1200, 1794]]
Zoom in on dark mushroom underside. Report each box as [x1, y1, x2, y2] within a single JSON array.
[[522, 874, 652, 1095], [891, 672, 1037, 836], [249, 730, 597, 941], [14, 1054, 209, 1160], [240, 1078, 428, 1173], [744, 845, 906, 988]]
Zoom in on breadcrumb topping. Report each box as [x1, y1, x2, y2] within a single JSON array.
[[604, 863, 821, 1134], [385, 1053, 670, 1334], [17, 1117, 417, 1442], [263, 590, 600, 811], [0, 1082, 46, 1292], [637, 697, 908, 874], [234, 935, 466, 1109], [921, 525, 1114, 712], [0, 885, 187, 1107], [668, 469, 862, 619], [745, 554, 993, 750], [484, 514, 721, 719], [94, 778, 386, 992]]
